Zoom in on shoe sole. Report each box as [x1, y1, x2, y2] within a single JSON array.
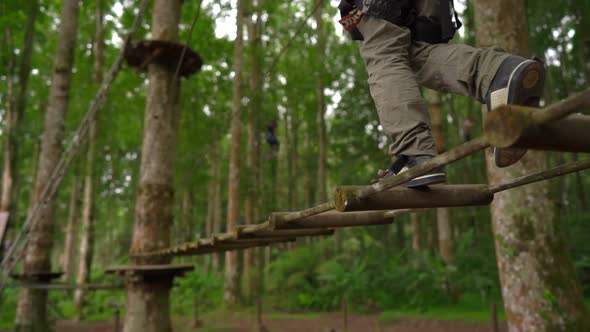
[[489, 60, 545, 168], [404, 173, 446, 188]]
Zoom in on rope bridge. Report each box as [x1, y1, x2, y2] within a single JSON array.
[[132, 88, 590, 259]]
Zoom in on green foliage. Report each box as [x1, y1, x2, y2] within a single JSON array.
[[0, 288, 18, 328], [172, 271, 224, 316], [265, 229, 502, 313]]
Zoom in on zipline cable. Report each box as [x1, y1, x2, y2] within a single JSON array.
[[0, 0, 152, 297]]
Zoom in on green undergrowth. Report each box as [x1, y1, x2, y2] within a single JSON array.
[[380, 302, 507, 324]]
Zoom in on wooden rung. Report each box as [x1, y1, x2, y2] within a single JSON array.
[[485, 106, 590, 153], [105, 264, 193, 277], [485, 111, 590, 152], [335, 185, 494, 212], [237, 228, 335, 239], [270, 210, 407, 230], [220, 238, 296, 246], [172, 238, 295, 256]]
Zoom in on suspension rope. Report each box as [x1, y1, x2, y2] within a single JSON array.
[[0, 0, 151, 296]]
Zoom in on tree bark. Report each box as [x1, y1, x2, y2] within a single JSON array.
[[73, 122, 96, 320], [225, 0, 247, 305], [411, 213, 422, 252], [474, 1, 590, 331], [0, 0, 39, 254], [315, 0, 328, 203], [15, 1, 80, 330], [123, 0, 182, 331], [73, 1, 104, 318], [206, 151, 216, 239], [62, 175, 82, 282], [285, 97, 299, 211], [426, 90, 453, 263], [0, 28, 16, 253], [212, 149, 222, 272], [73, 2, 104, 315], [244, 0, 263, 301], [182, 189, 193, 243]]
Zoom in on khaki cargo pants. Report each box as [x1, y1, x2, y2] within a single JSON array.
[[356, 0, 509, 157]]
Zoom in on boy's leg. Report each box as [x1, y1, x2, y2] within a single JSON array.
[[356, 16, 437, 158], [409, 40, 545, 168], [410, 42, 509, 102]]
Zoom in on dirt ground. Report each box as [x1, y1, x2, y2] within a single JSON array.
[[11, 313, 507, 332]]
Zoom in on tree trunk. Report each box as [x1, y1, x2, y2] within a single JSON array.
[[206, 152, 216, 239], [123, 1, 182, 331], [212, 149, 222, 272], [395, 220, 405, 251], [426, 90, 453, 263], [427, 214, 438, 254], [474, 1, 590, 330], [304, 128, 315, 208], [182, 189, 193, 243], [62, 175, 82, 282], [411, 213, 422, 251], [15, 1, 80, 331], [0, 0, 39, 254], [0, 28, 16, 254], [286, 98, 299, 211], [315, 0, 328, 203], [244, 0, 263, 301], [73, 123, 96, 319], [225, 0, 246, 306], [73, 2, 104, 317]]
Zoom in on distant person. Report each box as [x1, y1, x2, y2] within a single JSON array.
[[338, 0, 545, 187], [266, 120, 280, 153]]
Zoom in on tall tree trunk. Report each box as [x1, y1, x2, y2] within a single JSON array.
[[0, 0, 39, 254], [304, 127, 314, 208], [73, 2, 104, 317], [225, 0, 246, 305], [474, 1, 590, 330], [426, 90, 453, 262], [0, 29, 16, 254], [181, 189, 193, 243], [73, 123, 96, 319], [287, 98, 299, 210], [15, 0, 80, 330], [123, 1, 182, 331], [244, 0, 262, 301], [211, 149, 222, 272], [62, 175, 82, 282], [205, 151, 216, 239], [411, 213, 422, 251], [315, 0, 328, 203]]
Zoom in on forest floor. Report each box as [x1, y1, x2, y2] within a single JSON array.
[[5, 312, 507, 332]]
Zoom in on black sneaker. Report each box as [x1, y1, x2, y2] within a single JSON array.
[[485, 56, 545, 168], [379, 155, 446, 188]]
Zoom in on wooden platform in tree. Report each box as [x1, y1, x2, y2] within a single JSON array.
[[106, 264, 194, 277], [6, 283, 124, 290], [124, 39, 203, 77]]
